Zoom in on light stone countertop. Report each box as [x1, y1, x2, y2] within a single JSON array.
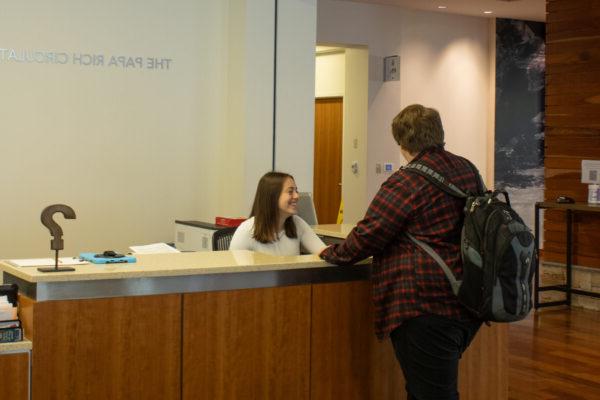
[[0, 339, 32, 353], [312, 224, 356, 239], [0, 251, 339, 283]]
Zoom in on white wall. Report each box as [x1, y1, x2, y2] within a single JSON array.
[[317, 0, 491, 204], [0, 0, 232, 258], [218, 0, 275, 218], [314, 48, 369, 224], [274, 0, 317, 194], [341, 48, 369, 224], [0, 0, 489, 257], [315, 51, 345, 97], [0, 0, 316, 258]]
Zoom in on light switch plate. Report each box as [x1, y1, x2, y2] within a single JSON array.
[[384, 55, 400, 81]]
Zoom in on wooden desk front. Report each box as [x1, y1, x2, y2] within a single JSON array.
[[3, 251, 506, 400]]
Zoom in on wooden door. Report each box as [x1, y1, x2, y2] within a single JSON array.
[[314, 97, 343, 224]]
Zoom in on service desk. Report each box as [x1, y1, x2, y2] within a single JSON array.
[[313, 223, 355, 239], [312, 223, 355, 245], [1, 251, 506, 400]]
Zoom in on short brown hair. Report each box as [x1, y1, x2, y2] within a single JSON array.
[[250, 172, 297, 243], [391, 104, 445, 154]]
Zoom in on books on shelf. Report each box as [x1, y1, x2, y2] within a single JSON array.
[[0, 320, 22, 344], [0, 284, 22, 343], [0, 284, 23, 343], [0, 319, 20, 329], [0, 326, 23, 343]]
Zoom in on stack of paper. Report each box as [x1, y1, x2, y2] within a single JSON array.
[[0, 296, 17, 320], [129, 243, 180, 254], [4, 258, 89, 267]]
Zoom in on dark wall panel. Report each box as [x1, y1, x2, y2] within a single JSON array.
[[495, 18, 545, 230]]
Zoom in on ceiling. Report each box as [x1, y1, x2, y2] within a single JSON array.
[[337, 0, 546, 22]]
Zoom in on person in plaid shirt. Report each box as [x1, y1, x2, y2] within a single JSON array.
[[320, 104, 482, 400]]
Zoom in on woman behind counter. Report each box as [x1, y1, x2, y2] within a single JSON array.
[[229, 172, 326, 256]]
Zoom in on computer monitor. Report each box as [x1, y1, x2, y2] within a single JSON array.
[[297, 192, 318, 225]]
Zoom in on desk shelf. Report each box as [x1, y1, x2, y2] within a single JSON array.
[[534, 202, 600, 308]]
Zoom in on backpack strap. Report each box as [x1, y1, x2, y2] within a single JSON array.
[[463, 159, 487, 194], [406, 232, 461, 296], [403, 159, 487, 197], [402, 162, 467, 199]]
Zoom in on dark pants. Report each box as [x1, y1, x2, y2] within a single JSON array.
[[390, 314, 481, 400]]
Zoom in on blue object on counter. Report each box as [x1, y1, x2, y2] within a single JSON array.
[[79, 252, 136, 264]]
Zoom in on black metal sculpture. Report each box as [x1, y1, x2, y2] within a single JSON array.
[[39, 204, 77, 273]]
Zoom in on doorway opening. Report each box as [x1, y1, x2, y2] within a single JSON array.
[[314, 45, 369, 225]]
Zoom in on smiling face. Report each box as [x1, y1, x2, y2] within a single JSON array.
[[250, 172, 299, 242], [278, 177, 299, 220]]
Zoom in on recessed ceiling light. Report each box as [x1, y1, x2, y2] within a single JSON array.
[[483, 10, 493, 14], [438, 5, 447, 9]]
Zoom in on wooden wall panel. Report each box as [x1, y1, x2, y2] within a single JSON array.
[[16, 283, 507, 400], [545, 155, 584, 170], [459, 324, 508, 400], [310, 281, 403, 400], [541, 251, 600, 269], [545, 38, 600, 75], [547, 3, 600, 23], [0, 353, 29, 400], [544, 0, 600, 269], [18, 294, 35, 341], [183, 286, 311, 400], [541, 211, 600, 266], [547, 23, 600, 44], [309, 281, 507, 400], [545, 130, 600, 158], [368, 337, 405, 400], [546, 93, 600, 108], [32, 295, 181, 400]]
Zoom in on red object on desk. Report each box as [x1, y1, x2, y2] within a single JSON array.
[[215, 217, 246, 227]]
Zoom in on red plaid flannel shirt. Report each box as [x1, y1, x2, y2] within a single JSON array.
[[320, 147, 481, 339]]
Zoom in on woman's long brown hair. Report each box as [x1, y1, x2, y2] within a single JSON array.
[[250, 172, 298, 243]]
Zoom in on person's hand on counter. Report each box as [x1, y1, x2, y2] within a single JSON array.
[[319, 245, 332, 260]]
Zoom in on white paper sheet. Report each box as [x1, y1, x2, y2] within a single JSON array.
[[129, 243, 180, 254], [4, 257, 89, 267]]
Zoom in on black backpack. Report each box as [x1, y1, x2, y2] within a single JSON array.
[[403, 161, 535, 322]]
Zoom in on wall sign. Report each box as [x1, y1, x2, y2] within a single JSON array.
[[0, 47, 173, 70]]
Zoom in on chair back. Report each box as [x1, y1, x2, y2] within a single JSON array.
[[297, 192, 318, 225], [212, 227, 237, 251]]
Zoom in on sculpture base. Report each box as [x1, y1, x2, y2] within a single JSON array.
[[37, 267, 76, 273]]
